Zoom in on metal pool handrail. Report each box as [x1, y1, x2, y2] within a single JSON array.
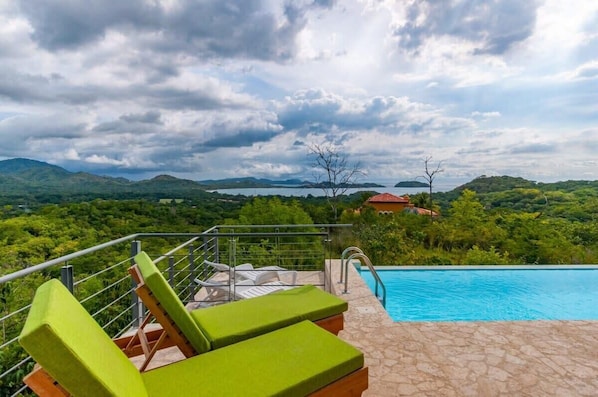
[[339, 246, 364, 284], [344, 252, 386, 308]]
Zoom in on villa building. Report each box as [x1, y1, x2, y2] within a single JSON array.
[[365, 192, 437, 216], [365, 193, 412, 214]]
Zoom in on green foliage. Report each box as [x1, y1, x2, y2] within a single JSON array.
[[222, 197, 324, 269], [350, 185, 598, 266], [237, 197, 314, 226], [463, 246, 511, 265]]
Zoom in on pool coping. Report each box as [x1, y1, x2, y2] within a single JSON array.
[[359, 264, 598, 270]]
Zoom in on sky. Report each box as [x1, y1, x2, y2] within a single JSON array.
[[1, 0, 597, 185]]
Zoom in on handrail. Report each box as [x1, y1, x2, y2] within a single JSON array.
[[339, 246, 363, 284], [0, 231, 333, 284], [345, 252, 386, 307]]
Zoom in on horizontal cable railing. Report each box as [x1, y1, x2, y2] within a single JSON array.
[[0, 223, 351, 396]]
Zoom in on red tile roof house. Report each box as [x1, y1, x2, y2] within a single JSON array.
[[365, 193, 438, 216], [365, 193, 413, 214]]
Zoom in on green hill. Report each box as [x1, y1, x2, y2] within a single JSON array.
[[0, 158, 211, 204]]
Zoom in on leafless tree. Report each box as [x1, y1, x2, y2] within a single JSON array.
[[420, 156, 444, 219], [308, 143, 364, 220]]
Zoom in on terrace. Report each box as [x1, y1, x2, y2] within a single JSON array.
[[1, 224, 597, 396]]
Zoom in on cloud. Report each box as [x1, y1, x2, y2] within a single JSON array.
[[0, 0, 596, 183], [119, 111, 162, 124], [569, 61, 598, 80], [393, 0, 539, 55], [277, 89, 435, 132], [471, 111, 501, 119], [18, 0, 335, 61], [0, 114, 89, 158], [200, 112, 284, 149], [91, 112, 164, 133], [510, 143, 557, 154]]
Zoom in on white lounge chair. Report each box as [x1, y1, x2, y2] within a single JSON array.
[[234, 281, 294, 299], [204, 260, 297, 284], [195, 278, 294, 301]]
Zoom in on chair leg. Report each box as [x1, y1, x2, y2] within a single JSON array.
[[23, 365, 70, 397], [314, 313, 344, 335]]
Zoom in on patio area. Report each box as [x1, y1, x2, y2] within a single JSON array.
[[132, 261, 598, 396], [332, 260, 598, 396]]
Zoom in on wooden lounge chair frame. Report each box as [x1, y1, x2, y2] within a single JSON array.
[[25, 363, 368, 397], [129, 264, 345, 369], [21, 277, 367, 397]]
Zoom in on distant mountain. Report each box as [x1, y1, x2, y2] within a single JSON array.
[[0, 158, 66, 175], [0, 158, 129, 187], [455, 175, 537, 194], [0, 158, 210, 203], [198, 177, 308, 189]]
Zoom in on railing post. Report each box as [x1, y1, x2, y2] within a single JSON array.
[[202, 235, 208, 278], [60, 264, 74, 293], [188, 244, 195, 298], [214, 228, 219, 263], [324, 227, 332, 292], [231, 232, 238, 267], [275, 227, 280, 267], [130, 240, 142, 327], [169, 255, 175, 286]]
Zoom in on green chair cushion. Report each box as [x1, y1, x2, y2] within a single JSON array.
[[141, 320, 364, 397], [18, 279, 147, 397], [192, 285, 348, 349], [134, 252, 212, 354]]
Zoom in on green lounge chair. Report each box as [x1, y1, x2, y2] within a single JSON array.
[[19, 279, 368, 396], [129, 252, 347, 369]]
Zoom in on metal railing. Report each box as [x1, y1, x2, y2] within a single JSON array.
[[0, 223, 351, 397]]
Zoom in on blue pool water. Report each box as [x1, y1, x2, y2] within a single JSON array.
[[360, 267, 598, 322]]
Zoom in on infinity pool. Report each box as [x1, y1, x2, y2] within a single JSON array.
[[360, 267, 598, 321]]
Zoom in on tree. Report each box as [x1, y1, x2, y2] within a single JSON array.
[[420, 156, 444, 220], [231, 197, 321, 267], [308, 144, 363, 220]]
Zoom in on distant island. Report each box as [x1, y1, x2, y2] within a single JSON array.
[[395, 181, 430, 188], [198, 177, 306, 189]]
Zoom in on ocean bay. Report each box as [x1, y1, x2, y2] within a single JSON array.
[[210, 184, 457, 197]]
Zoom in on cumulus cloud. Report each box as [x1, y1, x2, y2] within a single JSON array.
[[393, 0, 539, 55], [276, 89, 441, 133], [18, 0, 335, 61], [569, 61, 598, 80]]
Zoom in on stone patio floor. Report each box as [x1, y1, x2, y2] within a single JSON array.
[[330, 260, 598, 396], [133, 262, 598, 396]]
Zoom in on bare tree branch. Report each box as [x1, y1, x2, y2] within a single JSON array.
[[420, 156, 444, 220], [308, 143, 363, 220]]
